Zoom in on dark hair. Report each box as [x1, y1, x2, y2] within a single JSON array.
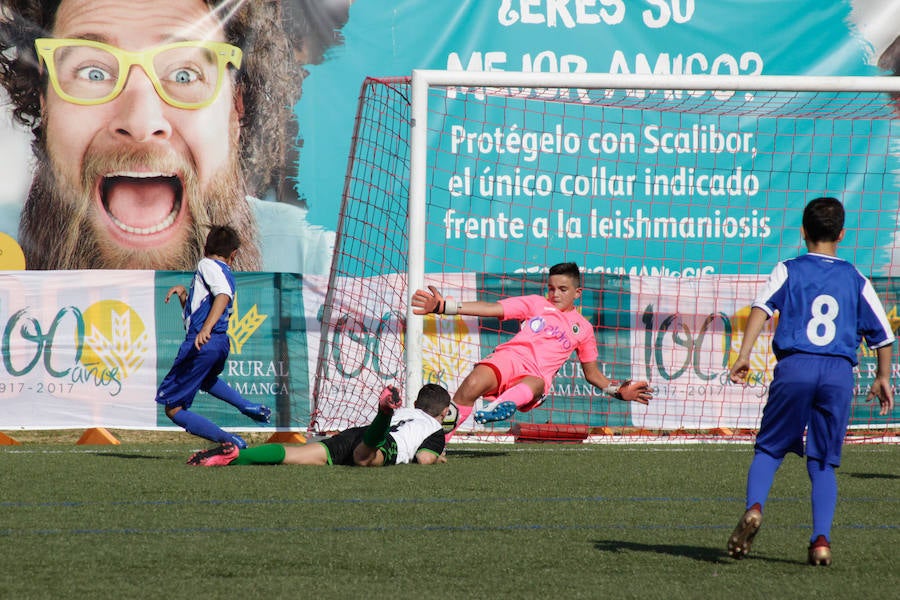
[[0, 1, 347, 202], [413, 383, 451, 417], [204, 225, 241, 257], [802, 197, 845, 243], [548, 262, 581, 287]]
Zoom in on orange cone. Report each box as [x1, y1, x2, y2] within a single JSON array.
[[266, 431, 307, 444], [0, 432, 21, 445], [76, 427, 121, 445]]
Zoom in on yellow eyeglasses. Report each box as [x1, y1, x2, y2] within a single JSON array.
[[34, 38, 243, 110]]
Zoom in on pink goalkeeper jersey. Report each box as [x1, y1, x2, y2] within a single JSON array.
[[483, 295, 599, 391]]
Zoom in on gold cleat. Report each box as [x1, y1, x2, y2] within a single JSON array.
[[808, 536, 832, 566], [727, 508, 762, 559]]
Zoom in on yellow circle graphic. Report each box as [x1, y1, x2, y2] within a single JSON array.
[[0, 232, 26, 270], [81, 300, 149, 379]]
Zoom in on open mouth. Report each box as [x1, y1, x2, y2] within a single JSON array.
[[100, 171, 183, 235]]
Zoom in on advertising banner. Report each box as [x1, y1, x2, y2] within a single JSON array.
[[0, 271, 158, 428], [0, 271, 309, 430], [2, 2, 899, 274]]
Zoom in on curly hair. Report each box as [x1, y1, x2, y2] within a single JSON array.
[[0, 0, 307, 200]]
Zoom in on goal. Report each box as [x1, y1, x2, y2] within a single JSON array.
[[311, 71, 900, 442]]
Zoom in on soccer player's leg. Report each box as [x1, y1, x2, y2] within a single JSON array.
[[205, 378, 272, 423], [727, 504, 762, 560], [804, 357, 852, 566], [168, 406, 248, 449], [187, 440, 293, 467], [200, 336, 271, 423], [281, 443, 330, 465], [445, 364, 498, 440], [358, 386, 401, 458], [157, 341, 247, 447], [729, 357, 809, 559], [806, 458, 835, 566], [319, 428, 366, 466], [187, 442, 240, 466], [727, 449, 782, 559], [475, 376, 543, 423], [517, 393, 548, 413]]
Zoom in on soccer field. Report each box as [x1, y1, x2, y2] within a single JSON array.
[[1, 440, 898, 599]]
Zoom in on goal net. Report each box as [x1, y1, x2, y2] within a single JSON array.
[[312, 71, 900, 442]]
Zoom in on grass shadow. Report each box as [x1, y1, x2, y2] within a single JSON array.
[[592, 539, 802, 566], [446, 449, 509, 459], [92, 452, 168, 460], [845, 472, 900, 480]]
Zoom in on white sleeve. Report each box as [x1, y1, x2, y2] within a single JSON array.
[[751, 262, 787, 316], [198, 258, 233, 298]]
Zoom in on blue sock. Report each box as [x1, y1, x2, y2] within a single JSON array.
[[746, 450, 783, 511], [807, 457, 837, 543], [170, 409, 243, 446], [206, 379, 253, 411]]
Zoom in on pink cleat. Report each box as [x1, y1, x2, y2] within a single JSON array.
[[378, 385, 402, 414], [187, 442, 239, 467]]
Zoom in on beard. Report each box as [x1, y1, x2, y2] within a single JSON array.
[[19, 135, 262, 271]]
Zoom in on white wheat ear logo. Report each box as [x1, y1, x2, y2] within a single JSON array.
[[228, 294, 268, 354], [83, 307, 150, 378]]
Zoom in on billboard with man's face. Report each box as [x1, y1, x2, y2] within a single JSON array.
[[1, 1, 900, 275]]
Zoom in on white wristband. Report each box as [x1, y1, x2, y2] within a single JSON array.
[[444, 298, 459, 315], [603, 383, 620, 397]]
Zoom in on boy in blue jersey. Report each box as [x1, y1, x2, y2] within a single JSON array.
[[155, 225, 271, 449], [727, 197, 895, 566]]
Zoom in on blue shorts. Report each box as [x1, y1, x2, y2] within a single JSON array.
[[155, 333, 230, 409], [754, 353, 854, 467]]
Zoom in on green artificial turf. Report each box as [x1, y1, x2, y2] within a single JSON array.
[[1, 442, 897, 599]]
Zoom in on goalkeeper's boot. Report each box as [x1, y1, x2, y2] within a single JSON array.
[[727, 506, 762, 559], [474, 400, 517, 424], [378, 386, 402, 414], [241, 403, 272, 424], [807, 535, 832, 566], [187, 442, 240, 467]]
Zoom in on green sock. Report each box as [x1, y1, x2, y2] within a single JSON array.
[[231, 443, 287, 465], [362, 411, 392, 448]]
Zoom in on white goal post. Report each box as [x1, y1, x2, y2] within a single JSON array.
[[315, 69, 900, 439]]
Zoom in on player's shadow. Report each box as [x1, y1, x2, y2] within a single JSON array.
[[845, 472, 900, 480], [446, 449, 509, 459], [592, 539, 800, 565], [92, 452, 167, 460], [593, 539, 727, 563]]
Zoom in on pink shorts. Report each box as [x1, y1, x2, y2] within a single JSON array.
[[478, 350, 548, 400]]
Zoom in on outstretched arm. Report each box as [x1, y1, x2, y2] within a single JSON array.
[[411, 285, 504, 318], [582, 361, 652, 404]]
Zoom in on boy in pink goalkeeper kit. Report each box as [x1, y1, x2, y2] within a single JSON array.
[[486, 293, 599, 400], [412, 262, 652, 438]]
